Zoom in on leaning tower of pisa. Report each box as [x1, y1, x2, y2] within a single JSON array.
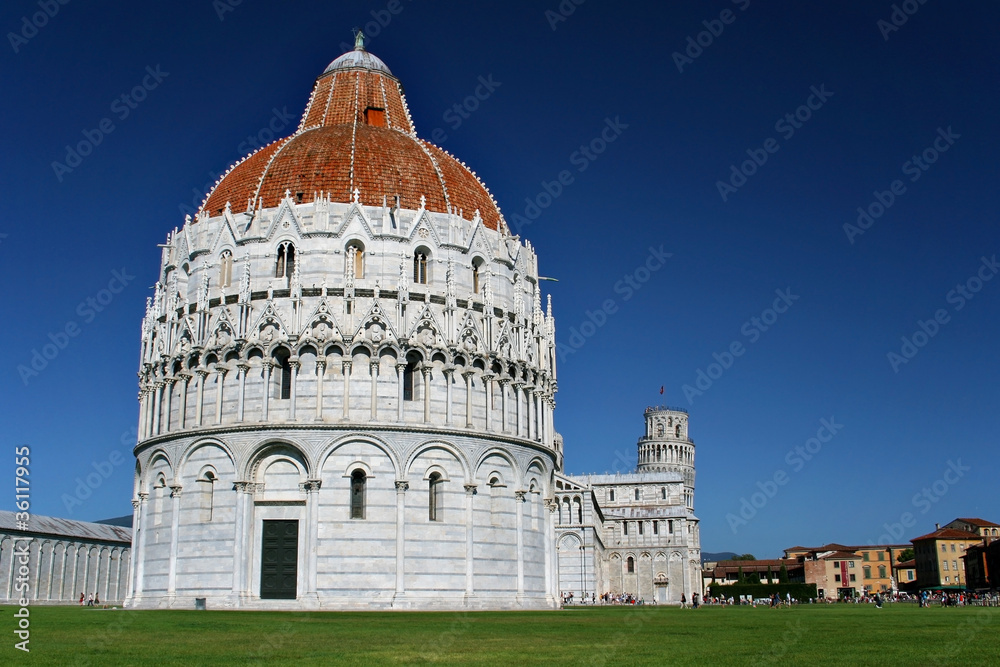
[[637, 407, 695, 510]]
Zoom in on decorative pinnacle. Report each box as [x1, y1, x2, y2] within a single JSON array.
[[353, 29, 365, 51]]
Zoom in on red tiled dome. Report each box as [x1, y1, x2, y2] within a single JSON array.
[[200, 46, 505, 231]]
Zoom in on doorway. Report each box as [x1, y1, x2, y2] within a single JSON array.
[[260, 520, 298, 599]]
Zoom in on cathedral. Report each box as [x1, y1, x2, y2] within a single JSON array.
[[125, 37, 700, 610]]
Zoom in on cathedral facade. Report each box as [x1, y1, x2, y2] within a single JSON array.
[[125, 40, 698, 610]]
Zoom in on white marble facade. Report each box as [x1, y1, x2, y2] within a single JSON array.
[[126, 193, 560, 610], [555, 407, 702, 604]]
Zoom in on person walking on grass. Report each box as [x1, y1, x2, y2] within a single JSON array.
[[680, 593, 687, 609]]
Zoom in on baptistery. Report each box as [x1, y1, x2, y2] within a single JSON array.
[[125, 38, 560, 610]]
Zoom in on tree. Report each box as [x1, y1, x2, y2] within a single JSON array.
[[766, 565, 774, 583], [779, 563, 790, 583], [746, 572, 761, 585], [737, 566, 745, 584], [733, 554, 757, 561], [897, 548, 914, 562]]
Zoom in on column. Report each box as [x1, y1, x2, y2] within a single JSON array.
[[369, 359, 379, 420], [214, 365, 227, 425], [45, 543, 55, 600], [444, 367, 454, 426], [231, 482, 247, 598], [195, 368, 208, 427], [514, 490, 526, 599], [261, 361, 272, 421], [394, 481, 408, 596], [133, 493, 149, 598], [236, 362, 249, 423], [512, 382, 522, 437], [163, 378, 175, 432], [152, 382, 163, 435], [342, 360, 353, 420], [544, 498, 557, 603], [499, 380, 509, 433], [422, 366, 432, 423], [177, 372, 191, 430], [137, 389, 147, 439], [289, 357, 300, 421], [315, 358, 326, 421], [464, 484, 476, 599], [303, 480, 321, 598], [166, 485, 182, 597], [463, 371, 475, 428], [395, 363, 406, 422], [482, 373, 495, 432], [524, 386, 534, 441]]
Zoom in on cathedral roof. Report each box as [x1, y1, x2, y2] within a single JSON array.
[[199, 41, 506, 232]]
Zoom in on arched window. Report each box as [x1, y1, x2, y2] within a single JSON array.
[[273, 349, 292, 400], [413, 250, 428, 284], [653, 521, 659, 535], [198, 470, 216, 522], [219, 251, 233, 288], [863, 566, 871, 579], [472, 258, 483, 293], [402, 361, 416, 401], [675, 424, 681, 438], [275, 242, 296, 279], [609, 489, 615, 502], [627, 556, 635, 573], [623, 522, 629, 536], [428, 472, 443, 521], [661, 487, 666, 500], [350, 469, 366, 519], [638, 521, 644, 535], [634, 488, 640, 501], [878, 565, 886, 578], [575, 497, 582, 523], [346, 242, 364, 278]]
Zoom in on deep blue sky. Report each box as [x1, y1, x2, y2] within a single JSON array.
[[1, 0, 997, 557]]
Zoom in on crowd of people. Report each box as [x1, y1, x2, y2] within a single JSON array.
[[561, 589, 1000, 608], [78, 592, 103, 607]]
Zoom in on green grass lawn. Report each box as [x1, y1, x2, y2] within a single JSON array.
[[6, 603, 998, 666]]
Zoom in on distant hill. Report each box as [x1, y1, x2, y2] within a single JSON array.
[[94, 515, 133, 528], [702, 552, 737, 563]]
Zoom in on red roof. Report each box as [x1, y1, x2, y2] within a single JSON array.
[[911, 528, 981, 542], [199, 47, 505, 231], [820, 551, 861, 560], [895, 559, 916, 568], [956, 518, 1000, 527]]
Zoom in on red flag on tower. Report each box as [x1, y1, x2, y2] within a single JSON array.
[[659, 386, 664, 395]]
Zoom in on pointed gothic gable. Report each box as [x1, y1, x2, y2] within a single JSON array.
[[493, 318, 514, 358], [261, 195, 306, 241], [302, 296, 345, 346], [407, 301, 446, 349], [456, 309, 486, 355], [352, 299, 398, 346], [405, 208, 443, 246], [248, 299, 289, 347], [206, 305, 238, 350], [208, 213, 240, 257], [463, 217, 496, 259], [334, 199, 376, 239]]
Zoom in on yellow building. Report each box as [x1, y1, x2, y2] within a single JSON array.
[[911, 527, 981, 588]]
